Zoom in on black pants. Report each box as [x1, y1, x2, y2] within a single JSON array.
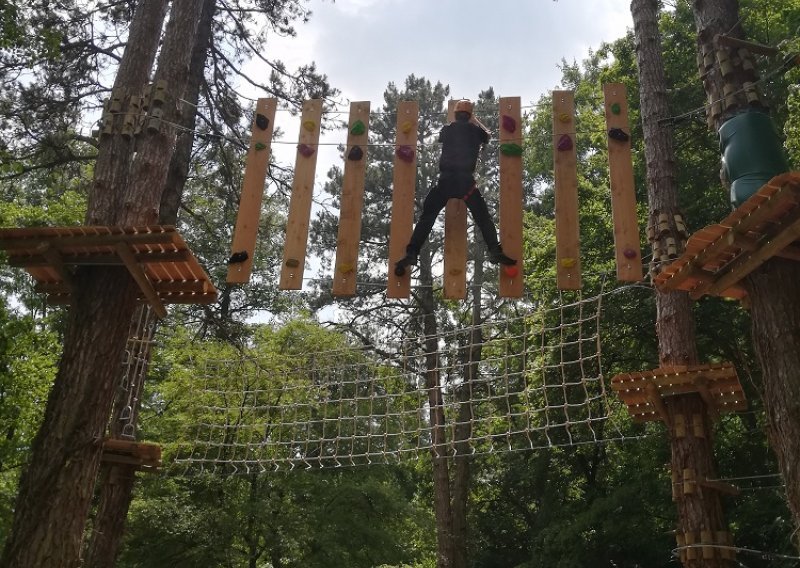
[[407, 171, 499, 255]]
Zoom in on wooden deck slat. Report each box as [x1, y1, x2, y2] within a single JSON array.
[[0, 225, 217, 310], [654, 173, 800, 299], [611, 362, 746, 422]]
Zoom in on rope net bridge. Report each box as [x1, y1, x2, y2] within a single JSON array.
[[170, 290, 625, 474]]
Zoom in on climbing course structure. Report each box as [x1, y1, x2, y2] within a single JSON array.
[[227, 98, 278, 284], [333, 101, 371, 297], [498, 96, 524, 297], [552, 91, 582, 290], [387, 100, 419, 299], [225, 89, 646, 299]]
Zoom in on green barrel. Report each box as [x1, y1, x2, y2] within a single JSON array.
[[719, 111, 789, 207]]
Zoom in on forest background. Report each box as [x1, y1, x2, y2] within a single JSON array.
[[0, 0, 799, 566]]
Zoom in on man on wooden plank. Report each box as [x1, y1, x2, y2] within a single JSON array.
[[394, 99, 517, 276]]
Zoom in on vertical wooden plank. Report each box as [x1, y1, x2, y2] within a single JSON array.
[[553, 90, 581, 290], [227, 98, 277, 284], [332, 101, 370, 297], [443, 99, 467, 300], [498, 96, 524, 297], [387, 101, 418, 299], [279, 99, 323, 290], [603, 83, 643, 282]]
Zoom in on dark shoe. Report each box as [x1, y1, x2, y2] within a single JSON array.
[[394, 254, 418, 276], [488, 248, 517, 266]]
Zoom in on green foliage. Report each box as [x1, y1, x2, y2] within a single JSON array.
[[0, 301, 59, 536], [124, 319, 435, 567]]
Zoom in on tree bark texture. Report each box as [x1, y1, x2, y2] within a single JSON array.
[[84, 305, 156, 568], [0, 270, 139, 568], [745, 260, 800, 537], [86, 0, 169, 225], [691, 0, 760, 129], [86, 0, 215, 561], [419, 255, 454, 568], [632, 1, 732, 565], [450, 259, 484, 568], [121, 0, 205, 226], [691, 0, 800, 543], [160, 0, 217, 225]]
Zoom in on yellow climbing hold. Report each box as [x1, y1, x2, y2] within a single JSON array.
[[560, 257, 576, 268], [338, 263, 354, 274], [558, 112, 571, 124], [401, 121, 414, 134], [285, 258, 300, 268], [302, 120, 316, 132]]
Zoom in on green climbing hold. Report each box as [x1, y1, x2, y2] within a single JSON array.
[[254, 142, 267, 151], [500, 142, 523, 156], [350, 120, 366, 136], [611, 103, 621, 115]]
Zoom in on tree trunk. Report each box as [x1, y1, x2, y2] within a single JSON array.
[[120, 0, 205, 226], [84, 305, 156, 568], [450, 256, 483, 568], [690, 0, 800, 543], [0, 2, 169, 566], [746, 260, 800, 535], [0, 270, 140, 568], [84, 0, 215, 562], [160, 0, 216, 224], [1, 2, 205, 566], [419, 250, 454, 568], [632, 1, 732, 565], [86, 0, 169, 225]]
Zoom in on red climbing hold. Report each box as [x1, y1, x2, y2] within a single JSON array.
[[502, 115, 517, 133], [503, 265, 519, 278], [396, 145, 415, 163], [557, 134, 573, 151]]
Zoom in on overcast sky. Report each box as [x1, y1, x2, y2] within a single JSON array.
[[244, 0, 635, 293], [262, 0, 634, 108], [252, 0, 635, 175]]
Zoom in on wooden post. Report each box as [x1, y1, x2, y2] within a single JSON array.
[[280, 99, 323, 290], [332, 101, 370, 297], [227, 98, 277, 284], [499, 96, 524, 298], [603, 84, 643, 282], [553, 90, 581, 289], [444, 100, 467, 300], [387, 101, 418, 299]]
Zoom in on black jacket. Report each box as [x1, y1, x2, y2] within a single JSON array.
[[438, 119, 489, 174]]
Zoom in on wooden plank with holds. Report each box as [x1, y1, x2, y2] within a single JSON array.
[[227, 98, 277, 284], [498, 96, 524, 297], [387, 101, 419, 299], [603, 84, 643, 282], [333, 101, 371, 297], [552, 91, 581, 289], [280, 99, 323, 290], [444, 99, 468, 300]]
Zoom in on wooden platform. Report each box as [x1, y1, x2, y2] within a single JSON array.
[[654, 172, 800, 300], [0, 225, 217, 317], [611, 362, 746, 422], [101, 438, 162, 472]]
